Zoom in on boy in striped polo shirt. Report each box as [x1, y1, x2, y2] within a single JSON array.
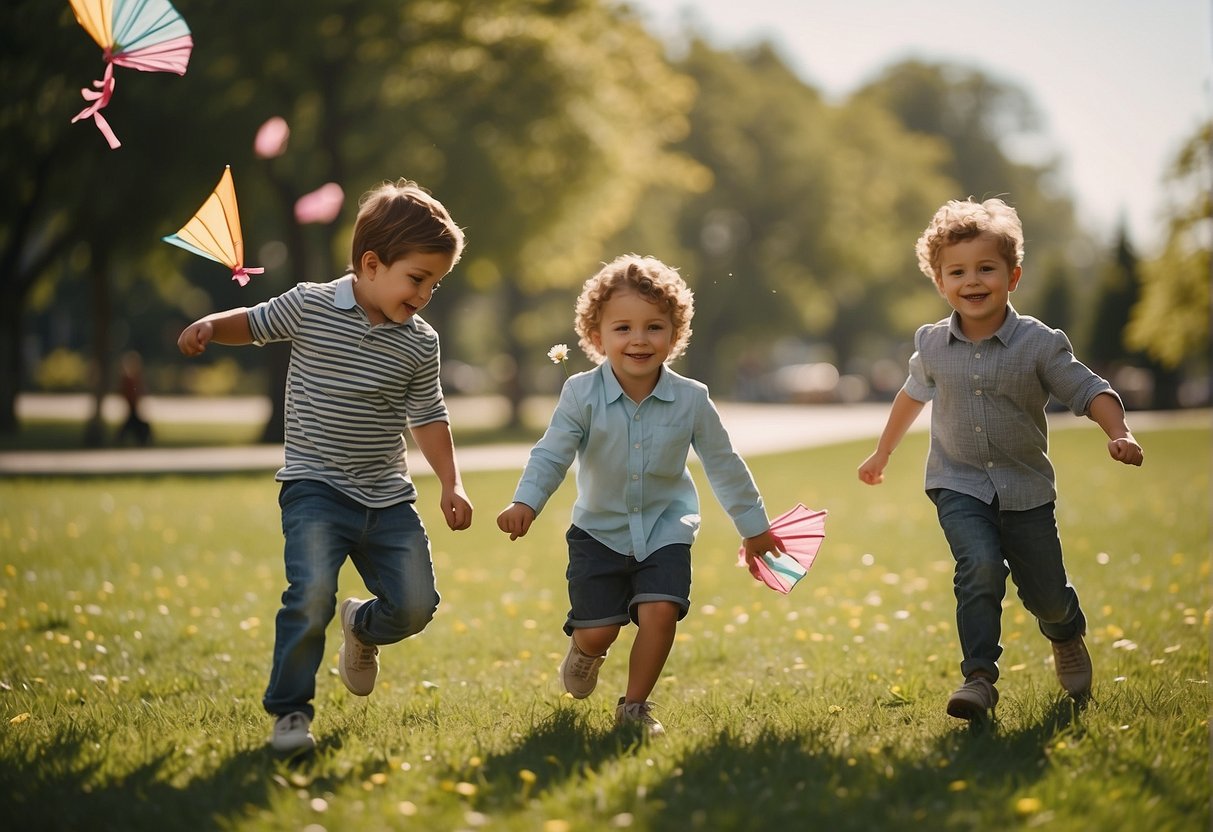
[[178, 179, 473, 753]]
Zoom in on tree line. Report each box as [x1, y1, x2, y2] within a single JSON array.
[[3, 0, 1207, 441]]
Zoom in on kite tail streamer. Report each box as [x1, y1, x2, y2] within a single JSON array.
[[230, 266, 265, 287], [72, 62, 120, 149]]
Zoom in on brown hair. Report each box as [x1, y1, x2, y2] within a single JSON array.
[[350, 179, 464, 274], [574, 254, 695, 364], [915, 197, 1024, 283]]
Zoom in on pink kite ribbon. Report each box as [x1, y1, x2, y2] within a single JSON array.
[[230, 266, 265, 287], [72, 62, 120, 149]]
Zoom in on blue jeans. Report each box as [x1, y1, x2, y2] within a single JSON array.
[[930, 489, 1085, 683], [263, 479, 440, 718]]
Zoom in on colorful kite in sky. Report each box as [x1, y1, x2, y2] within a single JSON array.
[[163, 167, 264, 286], [70, 0, 193, 149]]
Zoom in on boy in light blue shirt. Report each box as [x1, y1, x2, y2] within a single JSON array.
[[498, 254, 781, 735]]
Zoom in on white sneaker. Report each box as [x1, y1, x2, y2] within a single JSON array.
[[339, 598, 379, 696], [615, 697, 665, 736], [558, 638, 606, 699], [270, 711, 315, 753]]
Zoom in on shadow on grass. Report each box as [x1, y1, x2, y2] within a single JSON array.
[[639, 697, 1083, 832], [453, 704, 643, 811], [0, 730, 291, 831]]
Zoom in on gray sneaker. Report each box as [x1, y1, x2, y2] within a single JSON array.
[[339, 598, 379, 696], [558, 638, 606, 699], [615, 697, 665, 736], [1051, 635, 1092, 698], [946, 676, 999, 720], [270, 711, 315, 753]]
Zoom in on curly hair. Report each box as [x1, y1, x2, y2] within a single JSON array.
[[350, 179, 465, 274], [915, 197, 1024, 282], [574, 254, 695, 365]]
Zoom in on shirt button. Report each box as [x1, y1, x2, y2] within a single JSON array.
[[974, 390, 982, 396], [632, 507, 640, 512], [975, 426, 982, 432], [634, 443, 640, 449], [634, 414, 641, 420], [972, 374, 980, 380], [974, 353, 982, 359], [986, 461, 994, 468], [632, 474, 639, 480]]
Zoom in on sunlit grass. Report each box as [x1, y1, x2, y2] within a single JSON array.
[[0, 427, 1207, 830]]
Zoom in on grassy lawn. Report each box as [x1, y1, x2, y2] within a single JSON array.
[[0, 427, 1207, 830]]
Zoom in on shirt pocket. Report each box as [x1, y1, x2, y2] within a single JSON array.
[[646, 425, 692, 478]]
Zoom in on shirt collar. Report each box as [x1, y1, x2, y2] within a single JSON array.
[[598, 361, 677, 404], [334, 274, 358, 309], [333, 273, 415, 330], [947, 303, 1020, 345]]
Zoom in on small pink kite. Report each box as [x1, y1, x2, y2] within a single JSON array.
[[739, 503, 827, 594], [70, 0, 193, 149]]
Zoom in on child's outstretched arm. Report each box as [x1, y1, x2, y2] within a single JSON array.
[[496, 502, 536, 541], [1087, 391, 1144, 467], [177, 308, 253, 356], [858, 389, 926, 485], [410, 421, 474, 530]]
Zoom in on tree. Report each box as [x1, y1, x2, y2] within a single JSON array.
[[1086, 225, 1141, 371], [853, 60, 1096, 326], [1127, 120, 1211, 378], [609, 39, 954, 392], [4, 0, 701, 436]]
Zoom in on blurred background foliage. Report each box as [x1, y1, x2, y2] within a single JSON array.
[[2, 0, 1208, 443]]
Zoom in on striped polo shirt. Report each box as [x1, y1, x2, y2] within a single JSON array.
[[247, 274, 449, 507]]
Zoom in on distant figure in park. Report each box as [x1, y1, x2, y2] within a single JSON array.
[[497, 254, 782, 737], [857, 197, 1144, 721], [115, 351, 152, 446], [177, 179, 473, 754]]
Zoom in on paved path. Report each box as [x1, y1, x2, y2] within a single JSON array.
[[1, 395, 1204, 476]]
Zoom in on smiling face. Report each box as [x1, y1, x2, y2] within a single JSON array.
[[590, 288, 674, 400], [354, 249, 455, 326], [935, 232, 1022, 339]]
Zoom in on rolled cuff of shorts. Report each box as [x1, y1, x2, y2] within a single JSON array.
[[628, 593, 690, 623], [563, 611, 630, 636]]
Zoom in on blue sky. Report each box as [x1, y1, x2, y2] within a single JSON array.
[[627, 0, 1212, 253]]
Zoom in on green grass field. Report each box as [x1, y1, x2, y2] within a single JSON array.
[[1, 427, 1208, 831]]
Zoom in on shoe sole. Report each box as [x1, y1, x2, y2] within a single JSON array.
[[946, 697, 993, 720]]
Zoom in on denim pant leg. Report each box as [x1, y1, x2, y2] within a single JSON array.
[[346, 499, 440, 646], [931, 489, 1008, 682], [264, 480, 356, 719], [1000, 501, 1085, 643]]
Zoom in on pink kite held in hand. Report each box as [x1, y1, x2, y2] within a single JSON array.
[[70, 0, 193, 149], [739, 503, 828, 594]]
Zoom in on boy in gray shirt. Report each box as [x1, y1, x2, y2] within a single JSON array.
[[858, 198, 1143, 720]]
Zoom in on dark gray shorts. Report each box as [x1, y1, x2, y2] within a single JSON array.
[[563, 525, 691, 635]]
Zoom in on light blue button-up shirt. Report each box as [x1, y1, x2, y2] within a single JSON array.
[[512, 362, 770, 560]]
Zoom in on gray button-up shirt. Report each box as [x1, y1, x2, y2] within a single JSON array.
[[903, 305, 1118, 510]]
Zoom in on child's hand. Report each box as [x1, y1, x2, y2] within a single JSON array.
[[177, 321, 214, 356], [441, 485, 473, 531], [857, 450, 890, 485], [1108, 435, 1144, 467], [741, 529, 783, 567], [497, 502, 536, 541]]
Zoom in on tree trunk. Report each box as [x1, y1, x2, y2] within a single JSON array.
[[0, 290, 21, 433], [84, 242, 112, 447]]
